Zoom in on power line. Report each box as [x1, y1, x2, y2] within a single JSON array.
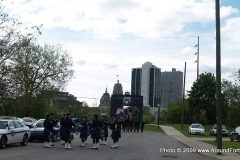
[[38, 35, 215, 40]]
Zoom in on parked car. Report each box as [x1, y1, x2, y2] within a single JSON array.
[[210, 124, 229, 136], [22, 117, 37, 128], [0, 116, 30, 149], [230, 126, 240, 142], [29, 121, 60, 142], [188, 123, 205, 135]]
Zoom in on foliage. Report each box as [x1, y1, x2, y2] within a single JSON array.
[[222, 79, 240, 127], [144, 124, 163, 132], [187, 73, 217, 125], [0, 1, 41, 65], [2, 42, 74, 116], [143, 113, 153, 124], [203, 141, 240, 151], [167, 99, 191, 124]]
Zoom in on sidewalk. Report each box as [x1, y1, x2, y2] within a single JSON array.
[[159, 125, 239, 160]]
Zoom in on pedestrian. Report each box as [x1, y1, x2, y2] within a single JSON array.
[[110, 115, 120, 148], [79, 116, 89, 147], [43, 114, 52, 148], [60, 113, 66, 145], [140, 120, 145, 133], [90, 114, 103, 149], [63, 113, 75, 149], [100, 115, 110, 145]]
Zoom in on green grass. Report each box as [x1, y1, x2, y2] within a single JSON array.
[[144, 124, 163, 133], [203, 140, 240, 152], [162, 124, 229, 138]]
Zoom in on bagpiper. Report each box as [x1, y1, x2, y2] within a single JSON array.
[[90, 114, 103, 149], [100, 115, 109, 145], [63, 113, 75, 149], [79, 116, 89, 147], [43, 114, 52, 148], [110, 115, 121, 148], [60, 113, 66, 145]]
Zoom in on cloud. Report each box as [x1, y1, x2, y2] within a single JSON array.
[[5, 0, 239, 38], [77, 60, 86, 66], [104, 64, 117, 69]]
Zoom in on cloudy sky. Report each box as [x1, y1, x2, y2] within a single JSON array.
[[4, 0, 240, 106]]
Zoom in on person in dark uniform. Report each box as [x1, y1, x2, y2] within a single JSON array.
[[79, 116, 89, 147], [63, 113, 75, 149], [100, 115, 109, 145], [110, 115, 120, 148], [43, 114, 52, 148], [49, 113, 55, 146], [129, 120, 133, 132], [60, 113, 66, 145], [136, 119, 141, 132], [140, 120, 145, 133], [90, 114, 103, 149]]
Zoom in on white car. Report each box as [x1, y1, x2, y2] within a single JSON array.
[[188, 123, 205, 135], [0, 117, 30, 149]]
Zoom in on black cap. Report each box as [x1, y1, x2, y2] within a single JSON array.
[[67, 113, 70, 116]]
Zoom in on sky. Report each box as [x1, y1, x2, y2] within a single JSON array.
[[3, 0, 240, 106]]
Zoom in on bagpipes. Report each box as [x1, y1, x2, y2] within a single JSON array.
[[49, 132, 53, 141], [69, 132, 74, 141], [69, 127, 75, 141], [100, 129, 105, 138]]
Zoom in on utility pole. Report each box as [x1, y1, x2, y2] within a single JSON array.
[[215, 0, 222, 155], [195, 36, 200, 79], [158, 85, 163, 130], [181, 62, 186, 130], [167, 83, 173, 122]]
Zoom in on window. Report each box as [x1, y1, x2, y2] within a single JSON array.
[[0, 121, 8, 129], [36, 122, 43, 128], [15, 121, 23, 128], [9, 121, 15, 128]]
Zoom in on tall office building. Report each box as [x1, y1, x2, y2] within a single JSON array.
[[131, 62, 161, 108], [160, 68, 183, 108]]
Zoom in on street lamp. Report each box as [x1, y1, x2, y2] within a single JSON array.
[[157, 104, 160, 130]]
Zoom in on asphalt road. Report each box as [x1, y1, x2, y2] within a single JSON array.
[[1, 131, 213, 160]]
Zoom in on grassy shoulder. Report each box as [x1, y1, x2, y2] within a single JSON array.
[[203, 140, 240, 152], [162, 123, 229, 138], [144, 124, 164, 133]]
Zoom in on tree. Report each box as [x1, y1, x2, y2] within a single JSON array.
[[187, 73, 217, 125], [222, 79, 240, 127], [6, 42, 74, 116], [0, 1, 41, 65], [167, 99, 191, 124]]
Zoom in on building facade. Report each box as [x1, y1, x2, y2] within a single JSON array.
[[160, 68, 183, 108], [99, 87, 111, 111], [131, 62, 161, 108]]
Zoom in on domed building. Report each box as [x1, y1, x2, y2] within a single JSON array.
[[99, 87, 111, 111]]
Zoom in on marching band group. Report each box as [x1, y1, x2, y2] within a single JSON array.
[[43, 112, 135, 150]]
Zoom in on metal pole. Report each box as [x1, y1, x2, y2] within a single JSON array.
[[158, 85, 163, 129], [167, 83, 172, 123], [215, 0, 222, 155], [181, 62, 186, 130], [197, 36, 199, 79]]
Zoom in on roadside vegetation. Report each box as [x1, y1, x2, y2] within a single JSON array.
[[203, 140, 240, 152], [144, 124, 163, 133]]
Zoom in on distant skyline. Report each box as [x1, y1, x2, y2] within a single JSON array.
[[4, 0, 240, 106]]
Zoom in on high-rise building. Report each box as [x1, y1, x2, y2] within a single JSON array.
[[112, 80, 123, 95], [160, 68, 183, 108], [131, 62, 161, 108]]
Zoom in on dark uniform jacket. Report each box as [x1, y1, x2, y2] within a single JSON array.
[[44, 119, 52, 131]]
